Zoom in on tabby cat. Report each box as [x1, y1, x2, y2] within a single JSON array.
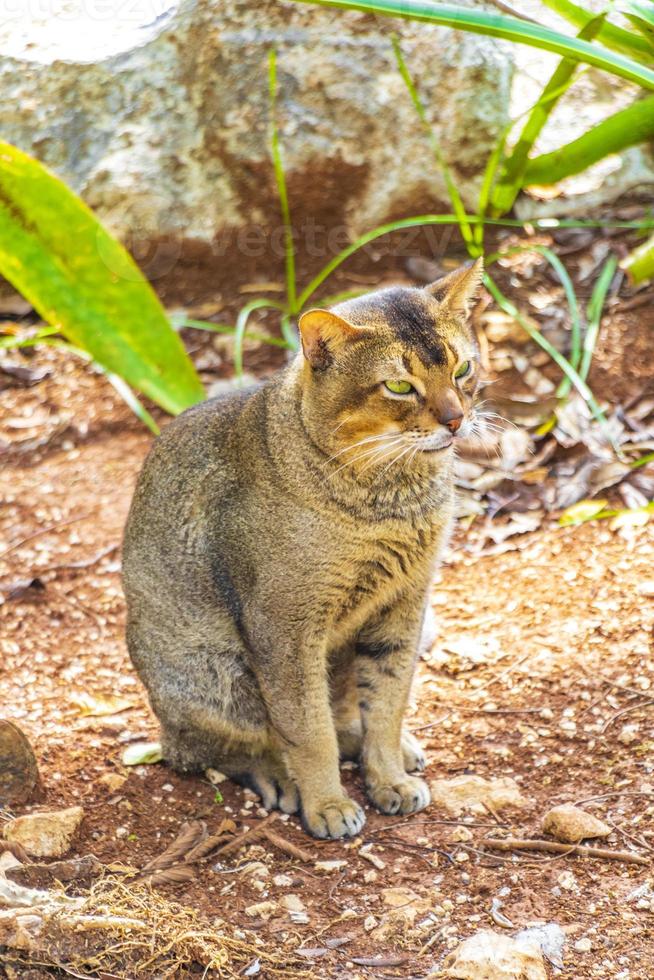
[[122, 257, 484, 839]]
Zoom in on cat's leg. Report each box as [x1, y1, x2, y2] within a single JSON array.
[[355, 594, 431, 816], [250, 627, 366, 840], [332, 665, 426, 771]]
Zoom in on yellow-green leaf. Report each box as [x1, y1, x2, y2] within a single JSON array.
[[0, 142, 204, 415], [559, 499, 608, 525]]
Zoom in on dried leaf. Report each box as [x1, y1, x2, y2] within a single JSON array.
[[145, 865, 198, 885], [140, 821, 207, 874], [72, 692, 135, 718]]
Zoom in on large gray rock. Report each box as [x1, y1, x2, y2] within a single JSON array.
[[0, 0, 513, 281]]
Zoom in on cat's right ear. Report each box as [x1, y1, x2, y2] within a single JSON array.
[[299, 309, 370, 369]]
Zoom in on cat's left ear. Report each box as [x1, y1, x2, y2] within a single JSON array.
[[424, 257, 484, 316], [299, 309, 371, 369]]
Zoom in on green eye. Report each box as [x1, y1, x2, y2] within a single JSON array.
[[454, 360, 471, 380], [384, 379, 414, 395]]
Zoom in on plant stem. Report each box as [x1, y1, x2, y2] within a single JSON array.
[[491, 13, 605, 215], [524, 94, 654, 187], [269, 50, 297, 314]]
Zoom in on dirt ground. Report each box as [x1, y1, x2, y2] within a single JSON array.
[[1, 276, 654, 978]]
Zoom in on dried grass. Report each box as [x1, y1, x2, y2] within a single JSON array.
[[0, 874, 307, 979]]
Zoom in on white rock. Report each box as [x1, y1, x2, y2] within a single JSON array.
[[442, 929, 547, 979], [618, 725, 639, 745], [430, 775, 527, 816], [280, 894, 306, 913], [557, 871, 578, 892], [314, 859, 347, 874], [3, 807, 84, 858], [245, 900, 278, 920], [543, 805, 611, 844], [574, 937, 592, 952], [272, 874, 293, 887]]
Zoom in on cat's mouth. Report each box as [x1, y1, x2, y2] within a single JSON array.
[[415, 436, 454, 453]]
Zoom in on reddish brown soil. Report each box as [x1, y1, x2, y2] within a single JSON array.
[[1, 339, 654, 979]]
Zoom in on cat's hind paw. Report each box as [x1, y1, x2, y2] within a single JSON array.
[[367, 774, 430, 815], [401, 731, 426, 772]]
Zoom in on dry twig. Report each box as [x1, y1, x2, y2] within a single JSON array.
[[483, 837, 649, 865]]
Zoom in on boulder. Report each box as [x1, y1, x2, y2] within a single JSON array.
[[0, 721, 41, 806], [0, 0, 513, 285], [3, 807, 84, 858]]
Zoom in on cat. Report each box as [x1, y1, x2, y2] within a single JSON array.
[[122, 257, 484, 839]]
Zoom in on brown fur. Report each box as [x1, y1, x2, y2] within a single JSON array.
[[122, 259, 484, 838]]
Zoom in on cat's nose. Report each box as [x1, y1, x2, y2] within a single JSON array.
[[440, 406, 464, 433]]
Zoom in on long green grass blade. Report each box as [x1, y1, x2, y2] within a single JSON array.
[[294, 0, 654, 88], [176, 316, 291, 349], [484, 273, 621, 453], [579, 254, 617, 382], [392, 35, 475, 249], [269, 50, 297, 314], [539, 0, 652, 60], [524, 94, 654, 187], [491, 14, 605, 216], [233, 299, 283, 379], [0, 142, 204, 415], [295, 213, 654, 309]]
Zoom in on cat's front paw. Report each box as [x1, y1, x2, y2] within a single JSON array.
[[401, 731, 426, 773], [302, 796, 366, 839], [367, 774, 431, 815]]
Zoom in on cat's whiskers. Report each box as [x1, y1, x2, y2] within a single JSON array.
[[360, 439, 411, 476], [329, 436, 406, 478], [330, 414, 353, 436], [379, 442, 415, 476], [324, 431, 398, 466]]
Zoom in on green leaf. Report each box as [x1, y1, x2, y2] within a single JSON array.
[[619, 0, 654, 49], [621, 231, 654, 283], [293, 0, 654, 89], [0, 142, 205, 415], [524, 95, 654, 187], [559, 498, 609, 525], [214, 789, 224, 804]]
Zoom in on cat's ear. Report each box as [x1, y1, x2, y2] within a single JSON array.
[[424, 257, 484, 316], [299, 309, 371, 369]]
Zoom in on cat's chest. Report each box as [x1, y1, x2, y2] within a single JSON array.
[[334, 524, 439, 629]]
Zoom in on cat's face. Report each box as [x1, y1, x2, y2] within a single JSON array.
[[298, 259, 485, 474]]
